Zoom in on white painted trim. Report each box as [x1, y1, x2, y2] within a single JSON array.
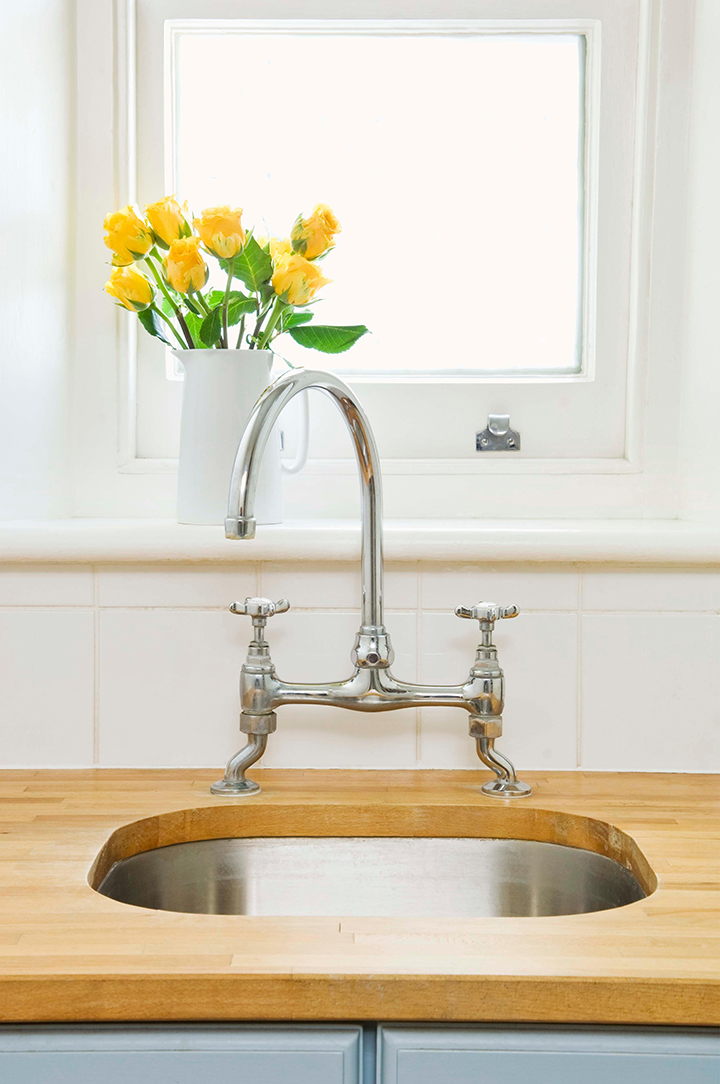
[[624, 0, 656, 467], [0, 519, 717, 564], [132, 6, 626, 464], [115, 0, 139, 472], [119, 456, 642, 476]]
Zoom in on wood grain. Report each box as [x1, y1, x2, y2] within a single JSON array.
[[0, 769, 717, 1026]]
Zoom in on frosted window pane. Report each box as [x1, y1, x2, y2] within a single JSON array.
[[172, 28, 584, 375]]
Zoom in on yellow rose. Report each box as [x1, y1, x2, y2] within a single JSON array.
[[103, 205, 153, 266], [291, 203, 341, 260], [145, 195, 190, 247], [193, 205, 246, 259], [164, 236, 209, 294], [271, 252, 331, 306], [269, 237, 293, 264], [105, 266, 154, 311]]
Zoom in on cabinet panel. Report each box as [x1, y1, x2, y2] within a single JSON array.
[[378, 1026, 720, 1084], [0, 1024, 361, 1084]]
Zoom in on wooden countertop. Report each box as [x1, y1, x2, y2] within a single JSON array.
[[0, 769, 718, 1026]]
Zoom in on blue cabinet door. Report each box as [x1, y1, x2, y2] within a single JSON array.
[[0, 1024, 362, 1084], [378, 1026, 720, 1084]]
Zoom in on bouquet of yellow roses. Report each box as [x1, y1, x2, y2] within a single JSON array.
[[103, 197, 367, 354]]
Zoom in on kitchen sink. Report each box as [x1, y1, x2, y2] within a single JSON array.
[[95, 835, 648, 918]]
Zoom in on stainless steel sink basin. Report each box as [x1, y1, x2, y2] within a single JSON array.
[[96, 836, 647, 918]]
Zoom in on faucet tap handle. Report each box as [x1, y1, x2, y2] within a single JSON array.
[[230, 597, 290, 619], [454, 602, 519, 626]]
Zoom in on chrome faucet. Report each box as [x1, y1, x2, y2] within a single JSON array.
[[212, 369, 531, 799]]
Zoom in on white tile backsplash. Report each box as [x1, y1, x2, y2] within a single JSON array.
[[420, 565, 579, 612], [0, 564, 94, 606], [581, 613, 720, 771], [2, 560, 719, 772], [261, 610, 417, 768], [0, 611, 94, 765], [98, 564, 256, 608], [266, 610, 416, 685], [261, 562, 360, 610], [582, 568, 720, 612], [261, 562, 418, 610], [98, 609, 244, 767], [417, 611, 578, 770]]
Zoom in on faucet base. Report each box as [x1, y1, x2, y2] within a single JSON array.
[[481, 778, 532, 798], [210, 777, 262, 796], [210, 733, 268, 797]]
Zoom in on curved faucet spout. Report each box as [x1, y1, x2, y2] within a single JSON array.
[[226, 368, 385, 629]]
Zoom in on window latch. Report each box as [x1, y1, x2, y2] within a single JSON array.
[[476, 415, 521, 451]]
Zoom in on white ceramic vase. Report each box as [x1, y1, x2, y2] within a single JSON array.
[[174, 348, 282, 526]]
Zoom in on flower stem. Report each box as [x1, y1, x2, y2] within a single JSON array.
[[144, 255, 194, 349], [222, 259, 234, 349], [235, 313, 246, 349], [150, 304, 186, 349], [257, 297, 286, 351], [250, 296, 275, 349], [194, 293, 211, 316]]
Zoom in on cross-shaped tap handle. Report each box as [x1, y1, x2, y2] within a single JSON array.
[[230, 597, 290, 619], [454, 602, 519, 626]]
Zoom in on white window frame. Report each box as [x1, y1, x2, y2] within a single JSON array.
[[72, 0, 694, 520], [162, 17, 598, 391]]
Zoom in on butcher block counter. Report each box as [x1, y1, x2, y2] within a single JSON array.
[[0, 769, 717, 1026]]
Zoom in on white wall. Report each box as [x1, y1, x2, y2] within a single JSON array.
[[0, 1, 73, 520], [2, 561, 718, 771], [680, 0, 720, 519]]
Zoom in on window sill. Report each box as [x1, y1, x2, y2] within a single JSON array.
[[0, 518, 718, 565]]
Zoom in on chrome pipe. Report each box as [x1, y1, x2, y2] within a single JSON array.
[[226, 368, 384, 630], [476, 736, 517, 781], [475, 737, 531, 798], [242, 669, 494, 714], [209, 733, 267, 796]]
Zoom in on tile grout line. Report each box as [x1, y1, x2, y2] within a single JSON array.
[[92, 564, 100, 766], [576, 568, 583, 769], [1, 609, 718, 616]]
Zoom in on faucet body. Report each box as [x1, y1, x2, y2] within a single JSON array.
[[214, 369, 530, 798]]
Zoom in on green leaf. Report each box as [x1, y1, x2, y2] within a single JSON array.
[[207, 289, 250, 308], [138, 307, 173, 347], [288, 324, 369, 354], [282, 310, 314, 331], [205, 291, 256, 327], [199, 307, 223, 347], [184, 311, 205, 348], [227, 295, 257, 324], [225, 236, 273, 292]]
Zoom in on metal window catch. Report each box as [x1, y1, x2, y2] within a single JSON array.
[[476, 414, 521, 451]]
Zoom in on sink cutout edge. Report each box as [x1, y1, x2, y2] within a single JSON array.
[[88, 802, 657, 900]]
